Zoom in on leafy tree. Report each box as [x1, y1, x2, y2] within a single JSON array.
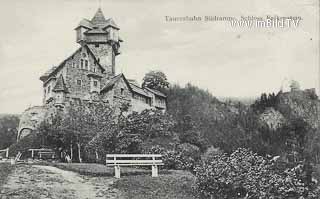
[[117, 109, 175, 153], [290, 80, 301, 91], [39, 102, 116, 162], [0, 114, 19, 149], [142, 70, 169, 90]]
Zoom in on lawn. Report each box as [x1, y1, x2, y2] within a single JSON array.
[[0, 163, 15, 191], [49, 163, 197, 199], [113, 170, 197, 199], [51, 162, 160, 177]]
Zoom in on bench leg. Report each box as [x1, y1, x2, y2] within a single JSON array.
[[152, 165, 158, 177], [115, 166, 121, 178]]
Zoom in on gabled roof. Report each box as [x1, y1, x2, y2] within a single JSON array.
[[145, 87, 167, 98], [40, 45, 105, 82], [130, 83, 151, 98], [101, 73, 132, 93], [53, 75, 68, 92]]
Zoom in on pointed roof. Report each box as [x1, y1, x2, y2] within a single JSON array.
[[105, 18, 120, 30], [53, 75, 68, 92], [40, 45, 105, 81], [101, 74, 133, 93], [76, 18, 93, 29], [91, 8, 107, 26]]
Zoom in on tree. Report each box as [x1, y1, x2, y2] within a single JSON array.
[[290, 80, 301, 91], [39, 102, 116, 162], [0, 114, 19, 149], [142, 70, 169, 90]]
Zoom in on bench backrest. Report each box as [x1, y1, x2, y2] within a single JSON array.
[[106, 154, 162, 165]]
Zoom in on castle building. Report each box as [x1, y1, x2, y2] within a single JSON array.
[[39, 8, 167, 113]]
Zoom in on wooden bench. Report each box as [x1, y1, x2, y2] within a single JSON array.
[[28, 148, 54, 159], [38, 151, 56, 159], [106, 154, 164, 178]]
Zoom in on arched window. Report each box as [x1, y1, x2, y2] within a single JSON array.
[[85, 60, 88, 70], [80, 59, 84, 69]]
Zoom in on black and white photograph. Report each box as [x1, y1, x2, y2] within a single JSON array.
[[0, 0, 319, 198]]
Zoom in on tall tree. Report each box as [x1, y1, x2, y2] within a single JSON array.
[[142, 70, 169, 91]]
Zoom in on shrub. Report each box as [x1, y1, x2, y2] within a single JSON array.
[[194, 148, 320, 199], [8, 133, 43, 158], [201, 146, 223, 161], [145, 143, 201, 170]]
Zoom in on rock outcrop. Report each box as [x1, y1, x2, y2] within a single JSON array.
[[17, 106, 48, 140]]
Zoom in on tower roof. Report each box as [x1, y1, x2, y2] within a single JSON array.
[[91, 8, 107, 26], [53, 75, 68, 92]]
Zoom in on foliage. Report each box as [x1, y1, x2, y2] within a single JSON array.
[[290, 80, 301, 91], [0, 114, 19, 149], [39, 102, 116, 162], [251, 92, 278, 113], [116, 109, 175, 153], [8, 133, 42, 157], [195, 148, 320, 199], [142, 70, 169, 90], [145, 143, 201, 170]]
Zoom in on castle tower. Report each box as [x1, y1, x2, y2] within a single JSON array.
[[75, 8, 123, 77]]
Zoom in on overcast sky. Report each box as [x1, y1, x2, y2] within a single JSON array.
[[0, 0, 319, 114]]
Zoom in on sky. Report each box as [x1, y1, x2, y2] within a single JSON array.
[[0, 0, 319, 114]]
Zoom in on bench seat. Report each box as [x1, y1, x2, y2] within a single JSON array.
[[106, 154, 163, 178]]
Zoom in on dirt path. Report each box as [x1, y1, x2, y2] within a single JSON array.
[[0, 164, 120, 199]]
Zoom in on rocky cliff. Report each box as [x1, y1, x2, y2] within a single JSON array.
[[258, 88, 320, 130]]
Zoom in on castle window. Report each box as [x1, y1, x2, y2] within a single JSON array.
[[77, 79, 82, 86], [93, 80, 98, 87], [72, 62, 75, 68], [80, 59, 84, 69], [95, 44, 99, 48], [93, 67, 96, 73], [85, 60, 89, 70], [48, 86, 51, 93], [121, 88, 124, 95]]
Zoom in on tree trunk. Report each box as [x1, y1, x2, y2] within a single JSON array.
[[95, 149, 99, 162], [70, 144, 73, 161], [77, 143, 82, 163]]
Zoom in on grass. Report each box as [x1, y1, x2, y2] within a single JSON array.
[[0, 163, 15, 190], [49, 162, 170, 177], [113, 170, 197, 199], [46, 162, 197, 199]]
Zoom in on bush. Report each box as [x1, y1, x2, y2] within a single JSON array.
[[195, 148, 320, 199], [201, 146, 223, 161], [8, 133, 43, 158], [145, 143, 201, 170]]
